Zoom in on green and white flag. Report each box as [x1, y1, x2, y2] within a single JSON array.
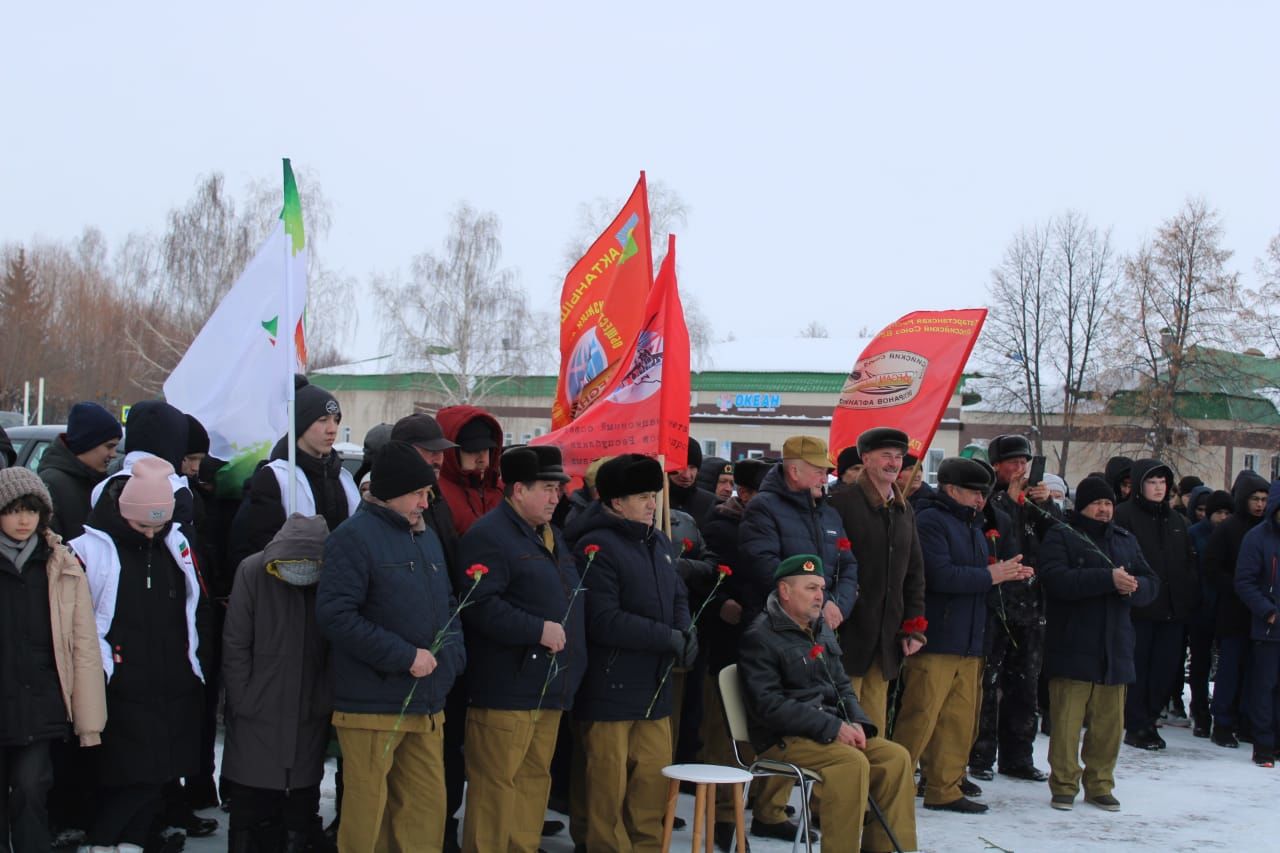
[[164, 159, 308, 496]]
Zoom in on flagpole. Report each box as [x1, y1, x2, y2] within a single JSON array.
[[283, 158, 298, 516]]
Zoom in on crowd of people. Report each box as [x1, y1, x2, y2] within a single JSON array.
[[0, 385, 1278, 853]]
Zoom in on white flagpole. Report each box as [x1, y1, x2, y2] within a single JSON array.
[[284, 158, 298, 516]]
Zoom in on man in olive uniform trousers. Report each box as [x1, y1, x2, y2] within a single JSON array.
[[892, 458, 1032, 814], [457, 446, 586, 853], [738, 553, 917, 853], [969, 434, 1059, 782], [828, 428, 928, 735]]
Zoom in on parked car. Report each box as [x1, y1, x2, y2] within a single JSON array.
[[3, 425, 66, 471]]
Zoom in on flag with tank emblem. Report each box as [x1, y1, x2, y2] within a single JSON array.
[[829, 309, 987, 462], [535, 234, 689, 475], [163, 159, 308, 496], [553, 174, 654, 429]]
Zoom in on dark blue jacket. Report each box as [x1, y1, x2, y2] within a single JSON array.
[[738, 465, 857, 623], [914, 489, 992, 657], [1234, 481, 1280, 643], [1113, 459, 1199, 622], [316, 503, 464, 715], [1038, 516, 1159, 684], [574, 509, 691, 722], [457, 501, 586, 711]]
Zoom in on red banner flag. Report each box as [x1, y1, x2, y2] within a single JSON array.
[[553, 174, 654, 429], [534, 234, 689, 476], [829, 309, 988, 460]]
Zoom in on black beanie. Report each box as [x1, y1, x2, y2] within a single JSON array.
[[371, 440, 436, 501], [185, 415, 210, 456], [66, 402, 123, 455], [1074, 476, 1116, 513], [1205, 490, 1234, 517], [295, 375, 341, 436], [836, 446, 862, 478], [684, 440, 703, 470]]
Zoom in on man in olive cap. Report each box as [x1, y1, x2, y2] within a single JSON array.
[[829, 427, 927, 734], [458, 445, 585, 853], [892, 457, 1031, 814], [738, 554, 917, 853]]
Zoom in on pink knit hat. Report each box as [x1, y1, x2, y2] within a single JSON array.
[[118, 457, 176, 524]]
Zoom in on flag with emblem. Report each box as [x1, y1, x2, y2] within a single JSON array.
[[163, 159, 309, 496]]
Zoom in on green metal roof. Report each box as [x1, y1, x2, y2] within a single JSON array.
[[309, 370, 850, 395], [309, 372, 460, 394], [1106, 346, 1280, 424], [691, 372, 845, 393]]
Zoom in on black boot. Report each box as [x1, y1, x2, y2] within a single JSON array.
[[443, 817, 461, 853], [228, 829, 256, 853]]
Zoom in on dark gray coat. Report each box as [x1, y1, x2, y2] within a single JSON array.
[[222, 515, 333, 791]]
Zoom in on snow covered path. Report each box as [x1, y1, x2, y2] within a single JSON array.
[[184, 712, 1279, 852]]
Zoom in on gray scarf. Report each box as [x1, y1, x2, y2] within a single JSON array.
[[0, 531, 39, 572]]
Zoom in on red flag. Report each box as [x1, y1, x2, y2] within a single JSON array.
[[534, 234, 689, 476], [553, 174, 654, 429], [829, 309, 988, 460]]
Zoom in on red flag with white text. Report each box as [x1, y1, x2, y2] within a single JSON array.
[[534, 234, 689, 476], [552, 174, 653, 429], [829, 309, 987, 461]]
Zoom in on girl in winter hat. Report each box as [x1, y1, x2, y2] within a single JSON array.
[[73, 457, 207, 853], [0, 467, 105, 853]]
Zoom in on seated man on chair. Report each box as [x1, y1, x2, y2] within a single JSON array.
[[738, 554, 917, 853]]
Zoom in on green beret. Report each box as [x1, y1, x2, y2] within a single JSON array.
[[774, 553, 824, 582]]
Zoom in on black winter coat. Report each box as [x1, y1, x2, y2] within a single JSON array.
[[986, 486, 1060, 625], [0, 538, 70, 746], [738, 466, 858, 624], [221, 517, 332, 791], [669, 481, 716, 528], [1113, 460, 1199, 622], [914, 489, 993, 657], [1207, 472, 1269, 638], [230, 438, 354, 570], [702, 496, 751, 672], [87, 496, 203, 786], [828, 474, 926, 679], [738, 593, 875, 753], [457, 501, 586, 711], [1038, 516, 1159, 685], [38, 438, 105, 540], [315, 503, 464, 716], [573, 509, 690, 722]]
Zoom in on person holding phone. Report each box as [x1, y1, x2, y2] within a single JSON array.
[[968, 435, 1061, 784]]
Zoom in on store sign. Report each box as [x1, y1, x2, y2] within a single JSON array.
[[717, 393, 782, 413]]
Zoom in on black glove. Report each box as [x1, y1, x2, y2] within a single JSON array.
[[668, 628, 685, 657], [680, 630, 700, 668]]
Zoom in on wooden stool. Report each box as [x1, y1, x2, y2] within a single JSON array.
[[660, 763, 753, 852]]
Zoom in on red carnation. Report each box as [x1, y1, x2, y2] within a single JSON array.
[[836, 537, 852, 551], [682, 538, 694, 553], [902, 616, 928, 635], [465, 563, 489, 581], [584, 544, 601, 555], [718, 564, 733, 577], [1016, 491, 1027, 506], [988, 556, 998, 565], [985, 529, 1000, 541], [809, 644, 824, 660]]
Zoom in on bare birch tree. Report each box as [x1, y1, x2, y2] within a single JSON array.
[[375, 204, 551, 406]]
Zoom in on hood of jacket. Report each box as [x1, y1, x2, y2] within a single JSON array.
[[757, 462, 820, 514], [436, 405, 502, 490], [1104, 455, 1134, 498], [123, 400, 188, 470], [262, 513, 329, 565], [38, 436, 105, 485], [713, 494, 747, 523], [1128, 458, 1174, 515], [914, 485, 981, 526], [695, 457, 730, 494], [1232, 470, 1270, 519], [1185, 484, 1213, 518], [1264, 481, 1280, 535]]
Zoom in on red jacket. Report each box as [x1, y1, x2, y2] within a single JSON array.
[[435, 406, 504, 536]]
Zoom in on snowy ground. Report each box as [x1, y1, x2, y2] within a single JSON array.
[[185, 705, 1279, 852]]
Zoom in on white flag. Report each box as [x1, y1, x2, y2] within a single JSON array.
[[163, 159, 307, 494]]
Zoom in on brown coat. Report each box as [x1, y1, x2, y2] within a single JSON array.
[[828, 471, 927, 679], [45, 531, 108, 746]]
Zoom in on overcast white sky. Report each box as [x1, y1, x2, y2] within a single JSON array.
[[3, 1, 1277, 363]]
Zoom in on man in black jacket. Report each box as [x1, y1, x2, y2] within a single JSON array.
[[1039, 477, 1159, 811], [739, 553, 916, 853], [458, 446, 584, 853], [970, 434, 1059, 782], [1206, 470, 1271, 746], [38, 401, 122, 539], [668, 439, 716, 525], [1113, 458, 1199, 750]]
